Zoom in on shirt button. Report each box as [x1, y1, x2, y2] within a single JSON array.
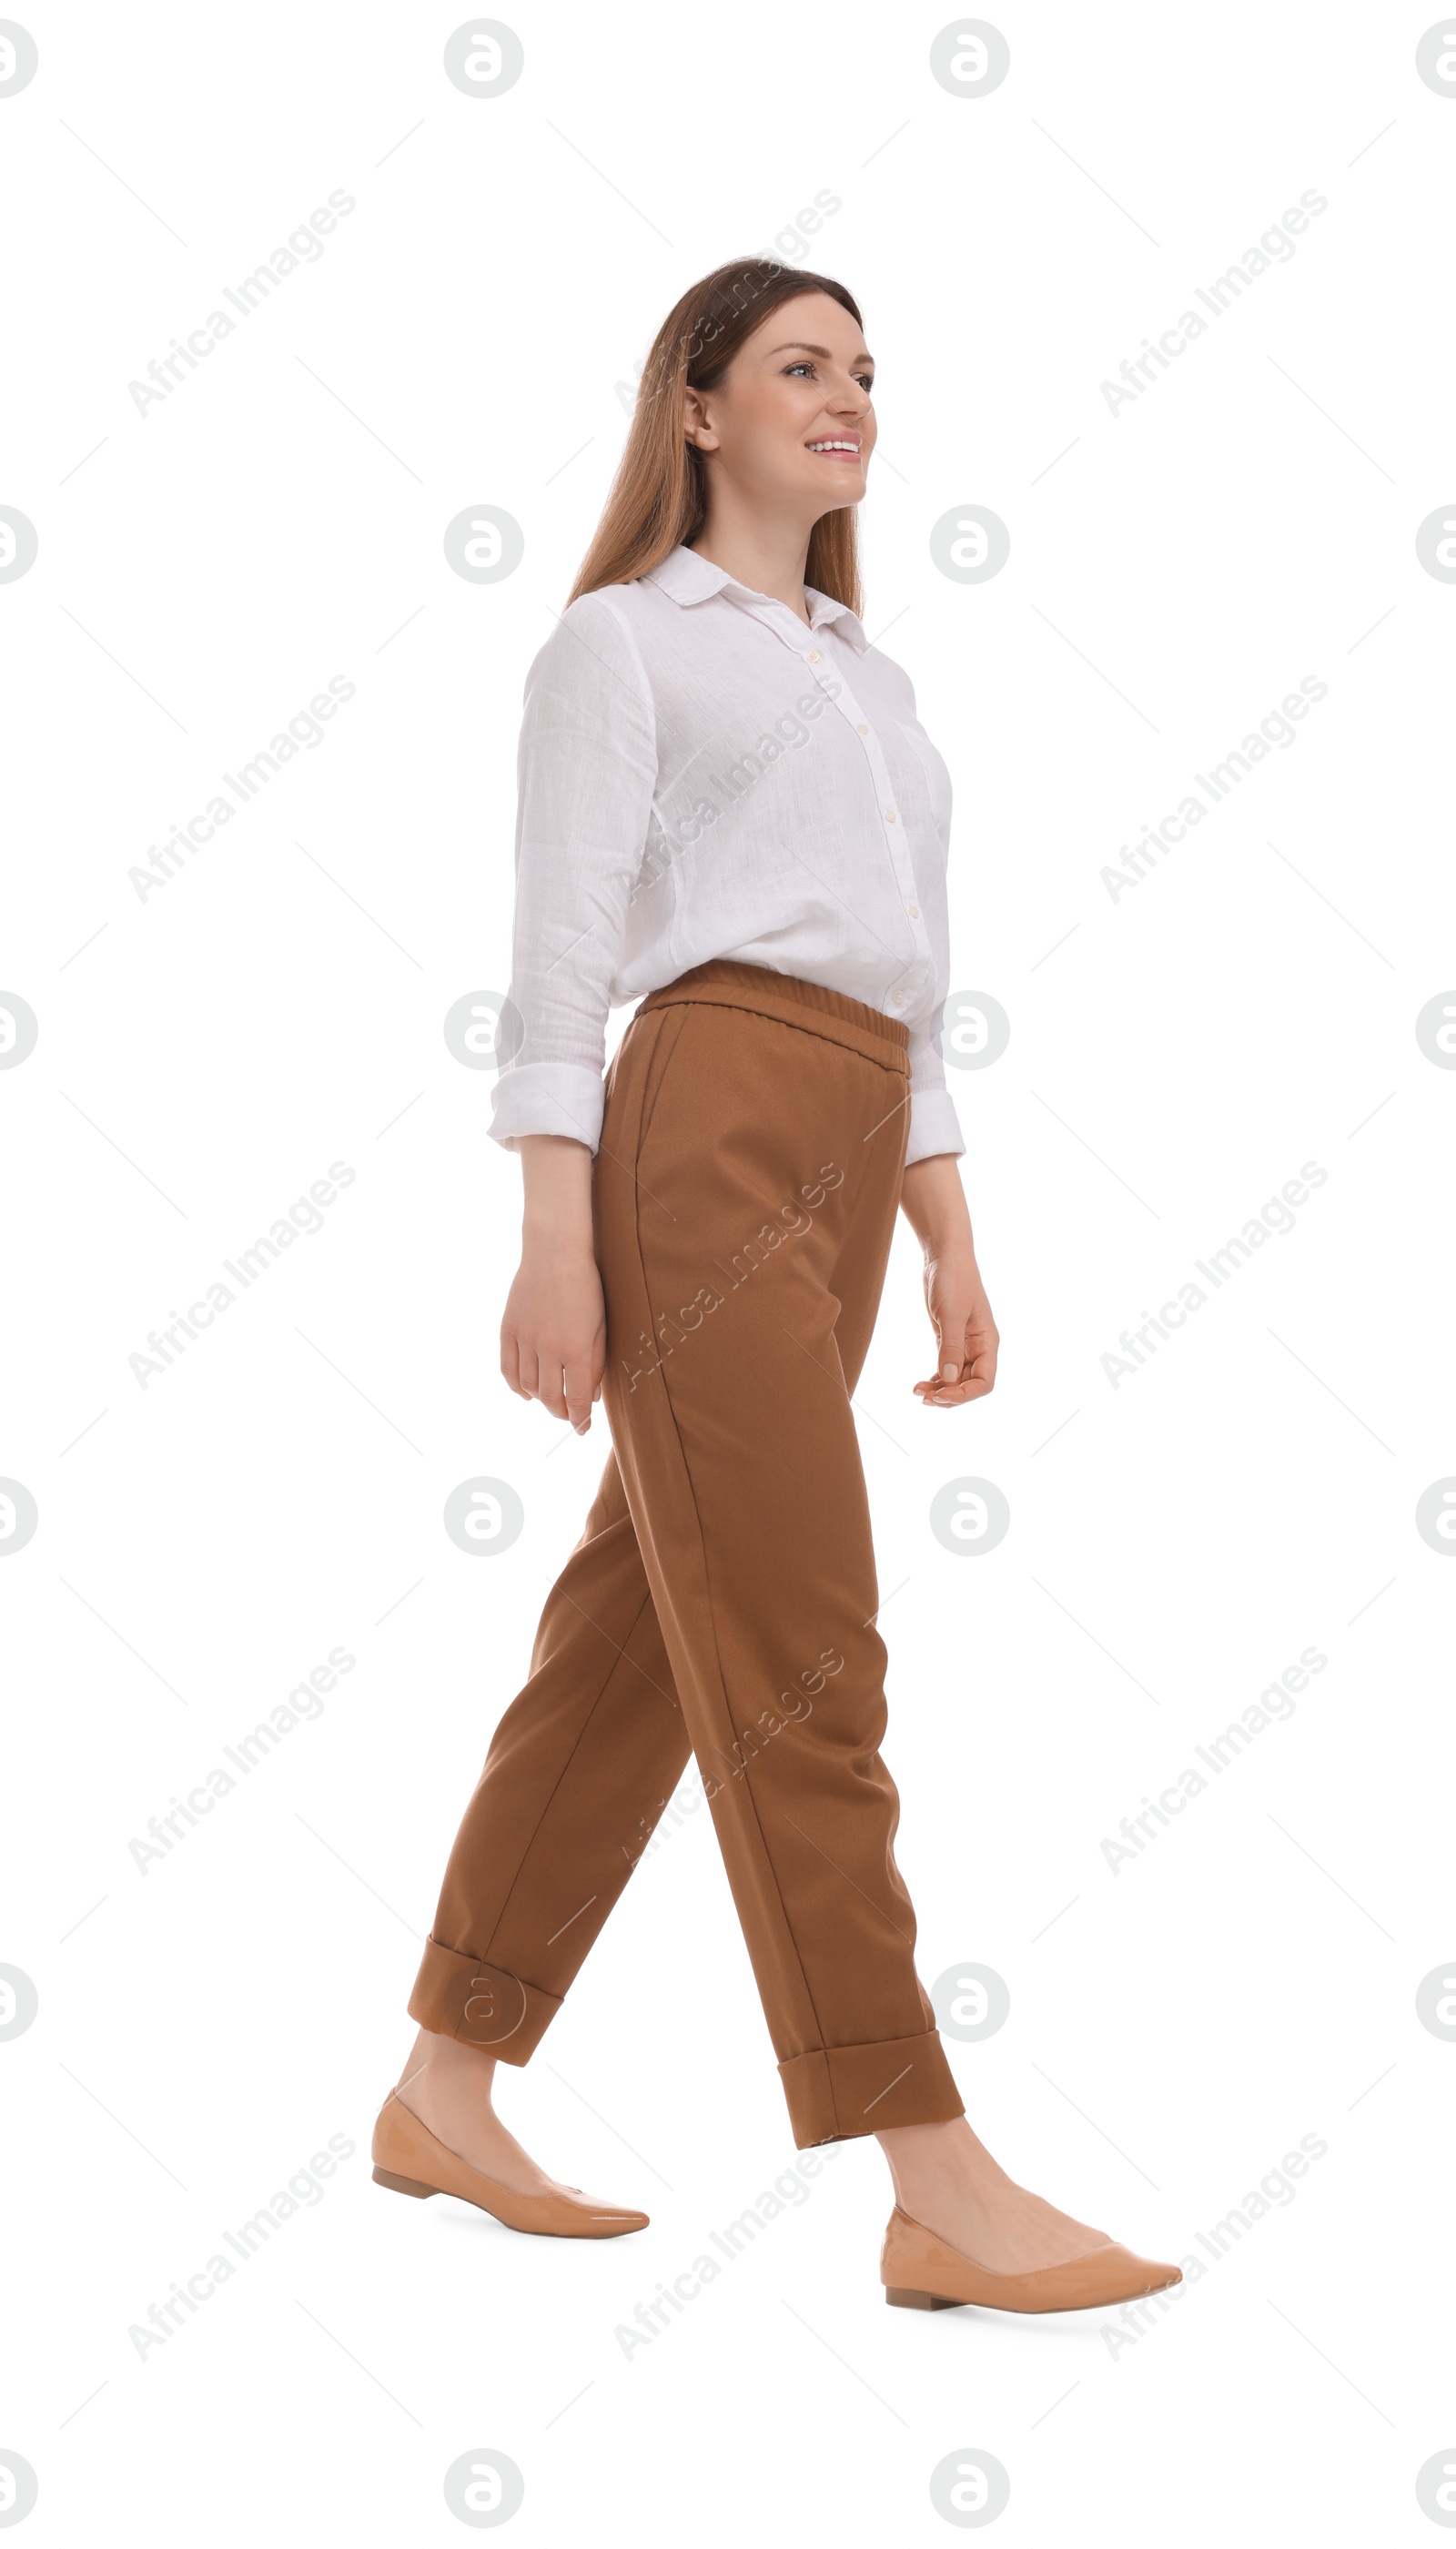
[[889, 993, 905, 1007], [806, 650, 822, 663], [907, 903, 920, 918], [855, 722, 868, 734], [884, 808, 896, 824]]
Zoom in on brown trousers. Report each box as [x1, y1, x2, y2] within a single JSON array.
[[409, 960, 964, 2147]]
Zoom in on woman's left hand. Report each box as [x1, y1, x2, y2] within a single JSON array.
[[913, 1239, 999, 1407], [899, 1155, 998, 1409]]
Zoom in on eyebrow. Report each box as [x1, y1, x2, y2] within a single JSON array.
[[765, 340, 875, 367]]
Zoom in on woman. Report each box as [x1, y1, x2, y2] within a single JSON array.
[[374, 260, 1179, 2316]]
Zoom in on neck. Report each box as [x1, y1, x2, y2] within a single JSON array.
[[689, 496, 816, 625]]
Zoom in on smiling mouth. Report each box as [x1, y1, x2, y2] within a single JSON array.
[[805, 438, 864, 461]]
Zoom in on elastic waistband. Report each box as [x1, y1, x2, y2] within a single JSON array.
[[635, 960, 909, 1073]]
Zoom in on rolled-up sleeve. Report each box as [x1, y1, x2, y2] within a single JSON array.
[[905, 1017, 966, 1167], [489, 592, 658, 1153]]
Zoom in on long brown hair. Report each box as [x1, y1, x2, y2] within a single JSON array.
[[566, 259, 865, 614]]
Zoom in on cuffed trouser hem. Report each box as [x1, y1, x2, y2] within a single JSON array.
[[407, 1936, 561, 2065], [778, 2028, 966, 2147]]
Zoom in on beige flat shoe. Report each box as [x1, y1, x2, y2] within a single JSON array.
[[371, 2089, 649, 2239], [881, 2205, 1181, 2313]]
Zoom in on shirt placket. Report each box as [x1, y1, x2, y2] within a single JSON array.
[[747, 598, 933, 1017]]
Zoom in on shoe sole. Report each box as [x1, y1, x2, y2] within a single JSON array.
[[885, 2272, 1178, 2313], [374, 2167, 438, 2200]]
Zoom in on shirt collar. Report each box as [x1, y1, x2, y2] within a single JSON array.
[[642, 542, 867, 653]]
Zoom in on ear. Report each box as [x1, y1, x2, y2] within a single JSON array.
[[682, 385, 718, 452]]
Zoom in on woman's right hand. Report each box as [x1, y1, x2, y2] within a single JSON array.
[[499, 1135, 606, 1433]]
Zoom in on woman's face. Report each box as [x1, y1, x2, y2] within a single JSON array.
[[683, 289, 876, 521]]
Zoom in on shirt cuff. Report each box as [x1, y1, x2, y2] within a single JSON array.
[[489, 1062, 605, 1153], [905, 1083, 966, 1168]]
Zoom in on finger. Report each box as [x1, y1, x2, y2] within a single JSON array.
[[562, 1353, 596, 1433], [927, 1357, 996, 1405], [932, 1304, 976, 1382], [915, 1344, 996, 1404], [500, 1328, 528, 1400], [939, 1318, 998, 1381], [535, 1354, 571, 1422]]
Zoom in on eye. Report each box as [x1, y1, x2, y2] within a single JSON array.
[[784, 360, 815, 378]]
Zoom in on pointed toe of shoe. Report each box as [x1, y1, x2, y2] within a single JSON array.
[[1138, 2252, 1182, 2296], [1082, 2241, 1181, 2300]]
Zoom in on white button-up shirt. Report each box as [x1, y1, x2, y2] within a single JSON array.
[[489, 541, 965, 1167]]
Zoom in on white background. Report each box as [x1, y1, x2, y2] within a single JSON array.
[[4, 2, 1455, 2540]]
